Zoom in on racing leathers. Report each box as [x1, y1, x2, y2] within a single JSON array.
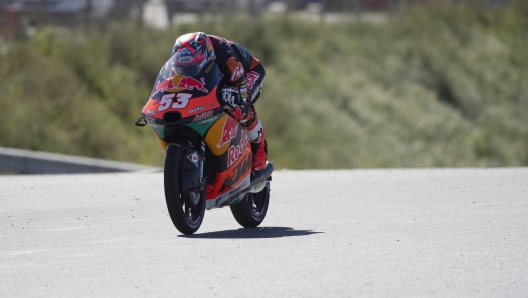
[[207, 35, 268, 172]]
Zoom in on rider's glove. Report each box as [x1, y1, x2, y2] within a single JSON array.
[[219, 87, 240, 110], [228, 104, 255, 126]]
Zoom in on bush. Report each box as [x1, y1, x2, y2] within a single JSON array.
[[1, 2, 527, 168]]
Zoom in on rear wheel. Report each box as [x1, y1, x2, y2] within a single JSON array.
[[230, 182, 270, 228], [164, 151, 205, 235]]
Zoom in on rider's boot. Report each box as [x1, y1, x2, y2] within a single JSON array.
[[229, 104, 268, 171], [243, 117, 267, 172], [251, 136, 267, 171]]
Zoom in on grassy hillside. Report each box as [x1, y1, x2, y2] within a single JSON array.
[[1, 2, 527, 169]]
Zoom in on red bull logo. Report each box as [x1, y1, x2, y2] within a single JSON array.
[[152, 79, 176, 101], [152, 76, 208, 102], [177, 77, 209, 93], [227, 130, 249, 168], [217, 116, 239, 148]]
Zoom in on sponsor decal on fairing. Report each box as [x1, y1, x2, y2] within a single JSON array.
[[217, 116, 239, 148], [158, 93, 192, 112], [187, 152, 199, 168], [192, 110, 214, 122], [177, 77, 208, 93], [142, 106, 154, 114], [207, 175, 250, 209], [188, 106, 206, 114], [227, 130, 249, 167], [144, 116, 156, 124]]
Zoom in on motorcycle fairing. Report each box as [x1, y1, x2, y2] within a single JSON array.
[[203, 116, 252, 206], [142, 87, 221, 128], [141, 59, 222, 133], [141, 62, 222, 150], [143, 55, 252, 209], [206, 174, 250, 209]]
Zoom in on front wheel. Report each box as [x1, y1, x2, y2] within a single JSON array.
[[230, 182, 270, 228], [164, 151, 205, 235]]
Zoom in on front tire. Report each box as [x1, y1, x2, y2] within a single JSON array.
[[164, 151, 205, 235], [230, 182, 270, 228]]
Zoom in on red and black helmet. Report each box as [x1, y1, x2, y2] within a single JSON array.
[[171, 32, 215, 76]]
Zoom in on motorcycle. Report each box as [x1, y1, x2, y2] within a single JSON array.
[[135, 54, 274, 235]]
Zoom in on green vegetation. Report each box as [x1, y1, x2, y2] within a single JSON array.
[[1, 2, 527, 168]]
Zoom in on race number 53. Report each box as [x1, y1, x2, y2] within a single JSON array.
[[158, 93, 192, 112]]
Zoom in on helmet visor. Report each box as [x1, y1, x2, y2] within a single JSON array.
[[172, 55, 213, 77]]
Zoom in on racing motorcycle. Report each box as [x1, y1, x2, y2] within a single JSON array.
[[135, 54, 273, 235]]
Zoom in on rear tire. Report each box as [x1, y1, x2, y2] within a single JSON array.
[[164, 151, 205, 235], [230, 182, 270, 228]]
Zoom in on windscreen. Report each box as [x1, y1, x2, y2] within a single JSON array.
[[150, 55, 221, 97]]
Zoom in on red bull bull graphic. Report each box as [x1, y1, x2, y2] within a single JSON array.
[[177, 77, 209, 93], [217, 116, 239, 148], [152, 76, 209, 100], [152, 79, 176, 102]]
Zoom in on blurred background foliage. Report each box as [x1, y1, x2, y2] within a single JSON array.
[[0, 1, 527, 169]]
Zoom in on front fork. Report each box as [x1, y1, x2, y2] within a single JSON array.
[[166, 136, 206, 205], [136, 117, 207, 203], [197, 139, 206, 193]]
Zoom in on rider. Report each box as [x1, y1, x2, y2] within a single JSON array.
[[171, 32, 267, 172]]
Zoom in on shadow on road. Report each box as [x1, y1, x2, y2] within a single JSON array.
[[180, 227, 323, 239]]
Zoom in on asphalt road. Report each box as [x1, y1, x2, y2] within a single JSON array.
[[1, 168, 527, 297]]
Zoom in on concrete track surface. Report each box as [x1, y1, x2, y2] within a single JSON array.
[[1, 168, 527, 297]]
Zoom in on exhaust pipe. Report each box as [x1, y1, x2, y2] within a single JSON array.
[[248, 161, 274, 193]]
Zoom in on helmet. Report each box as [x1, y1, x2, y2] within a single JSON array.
[[170, 32, 215, 76]]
